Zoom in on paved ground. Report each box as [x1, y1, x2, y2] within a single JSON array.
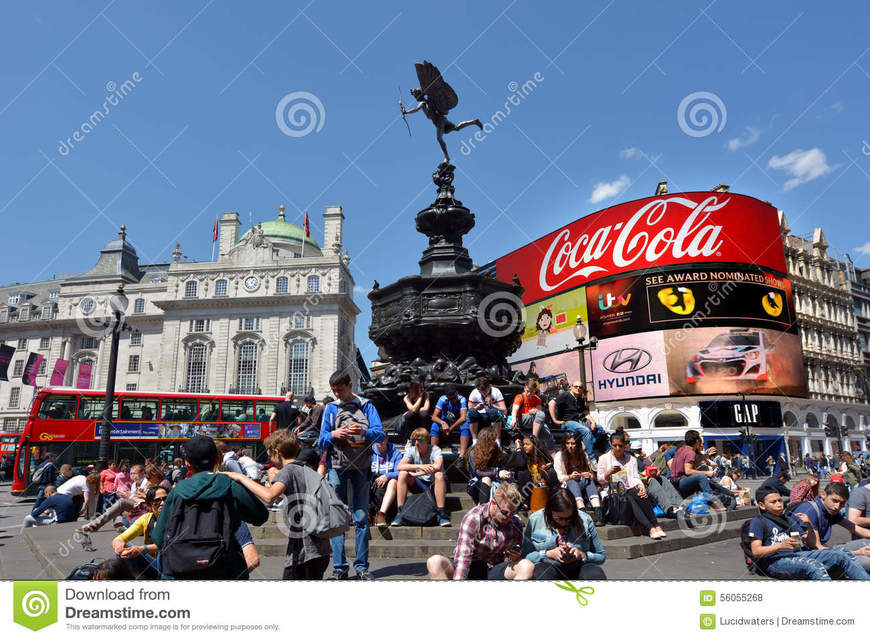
[[1, 474, 855, 581]]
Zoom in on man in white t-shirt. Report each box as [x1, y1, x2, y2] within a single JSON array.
[[391, 427, 450, 527], [467, 376, 507, 446], [57, 473, 92, 517]]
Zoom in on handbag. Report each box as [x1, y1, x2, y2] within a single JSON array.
[[401, 491, 437, 526], [601, 483, 634, 525]]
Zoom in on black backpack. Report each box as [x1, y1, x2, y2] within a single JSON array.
[[159, 496, 235, 579], [66, 559, 105, 580], [739, 518, 768, 576], [401, 491, 437, 526]]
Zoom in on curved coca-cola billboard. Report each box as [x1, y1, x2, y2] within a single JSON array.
[[496, 191, 807, 400], [496, 192, 786, 305]]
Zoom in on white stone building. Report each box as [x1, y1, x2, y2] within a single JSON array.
[[0, 205, 359, 433]]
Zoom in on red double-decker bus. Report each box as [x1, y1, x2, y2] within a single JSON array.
[[11, 387, 284, 496]]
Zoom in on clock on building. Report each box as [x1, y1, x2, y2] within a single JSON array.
[[244, 275, 260, 291]]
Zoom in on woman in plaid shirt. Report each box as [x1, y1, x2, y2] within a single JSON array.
[[427, 483, 534, 580]]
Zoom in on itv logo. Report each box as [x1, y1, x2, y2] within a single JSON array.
[[598, 291, 631, 310]]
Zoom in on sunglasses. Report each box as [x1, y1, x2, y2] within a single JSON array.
[[409, 438, 427, 443], [151, 497, 166, 504]]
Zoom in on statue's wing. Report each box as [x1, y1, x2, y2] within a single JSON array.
[[415, 60, 458, 115]]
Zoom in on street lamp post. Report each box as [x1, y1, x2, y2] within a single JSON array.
[[570, 315, 597, 392], [97, 285, 129, 471]]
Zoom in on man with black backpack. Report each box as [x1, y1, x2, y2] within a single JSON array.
[[742, 487, 869, 580], [317, 369, 385, 581], [151, 435, 268, 580]]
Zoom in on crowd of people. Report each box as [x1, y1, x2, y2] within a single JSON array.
[[15, 369, 870, 582]]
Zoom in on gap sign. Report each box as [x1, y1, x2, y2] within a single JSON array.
[[699, 400, 783, 428]]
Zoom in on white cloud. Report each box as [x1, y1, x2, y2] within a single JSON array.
[[854, 241, 870, 255], [725, 126, 760, 152], [825, 101, 844, 113], [589, 175, 630, 203], [767, 147, 839, 191], [620, 147, 641, 159]]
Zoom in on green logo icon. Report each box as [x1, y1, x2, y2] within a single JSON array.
[[700, 590, 716, 606], [13, 581, 57, 631], [700, 614, 716, 630]]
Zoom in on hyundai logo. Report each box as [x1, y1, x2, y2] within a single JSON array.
[[603, 348, 652, 373]]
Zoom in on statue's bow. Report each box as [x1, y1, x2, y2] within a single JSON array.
[[398, 85, 411, 137]]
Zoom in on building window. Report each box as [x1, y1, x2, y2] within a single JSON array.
[[276, 277, 289, 293], [307, 275, 320, 293], [128, 355, 140, 373], [339, 314, 348, 338], [134, 297, 145, 313], [0, 309, 7, 323], [293, 313, 307, 329], [9, 387, 20, 408], [126, 383, 137, 391], [189, 319, 210, 333], [293, 252, 302, 259], [185, 344, 208, 393], [288, 340, 309, 396], [339, 279, 347, 293], [81, 298, 95, 313], [236, 342, 259, 394], [41, 305, 53, 320], [49, 290, 58, 299], [12, 360, 24, 377], [8, 295, 20, 305], [239, 317, 260, 331], [81, 336, 97, 350], [19, 306, 30, 321], [130, 330, 142, 346], [215, 279, 228, 297], [39, 337, 50, 349], [184, 281, 198, 297], [17, 338, 26, 350], [38, 359, 46, 376]]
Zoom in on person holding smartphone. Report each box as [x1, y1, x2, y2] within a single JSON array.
[[522, 488, 606, 580]]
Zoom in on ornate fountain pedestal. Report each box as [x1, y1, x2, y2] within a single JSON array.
[[363, 163, 526, 415]]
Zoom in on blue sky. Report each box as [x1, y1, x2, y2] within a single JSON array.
[[1, 1, 869, 367]]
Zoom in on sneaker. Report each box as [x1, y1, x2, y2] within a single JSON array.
[[390, 514, 403, 527], [374, 512, 387, 527], [356, 570, 375, 581], [327, 570, 348, 580], [437, 514, 450, 527]]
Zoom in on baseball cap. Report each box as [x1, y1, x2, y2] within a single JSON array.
[[445, 383, 458, 395], [183, 435, 218, 469], [630, 440, 642, 450]]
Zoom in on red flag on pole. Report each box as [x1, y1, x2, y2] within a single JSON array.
[[304, 211, 311, 238], [212, 218, 219, 242]]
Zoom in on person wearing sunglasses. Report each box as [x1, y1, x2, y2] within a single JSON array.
[[548, 380, 598, 462], [111, 485, 168, 579], [427, 482, 534, 580], [597, 431, 666, 539], [522, 488, 606, 580], [392, 428, 450, 527]]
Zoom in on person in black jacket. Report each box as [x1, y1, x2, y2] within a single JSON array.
[[760, 472, 791, 505]]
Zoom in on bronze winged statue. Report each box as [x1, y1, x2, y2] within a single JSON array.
[[400, 61, 482, 163]]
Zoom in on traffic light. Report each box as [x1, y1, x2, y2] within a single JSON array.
[[824, 423, 839, 438]]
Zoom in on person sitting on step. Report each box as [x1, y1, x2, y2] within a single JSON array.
[[522, 487, 606, 580], [553, 432, 602, 524], [392, 428, 450, 527]]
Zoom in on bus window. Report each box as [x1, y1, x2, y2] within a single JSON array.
[[121, 397, 159, 421], [77, 396, 118, 420], [36, 394, 77, 420], [199, 401, 220, 422], [221, 400, 253, 422], [161, 398, 198, 422], [256, 402, 277, 423]]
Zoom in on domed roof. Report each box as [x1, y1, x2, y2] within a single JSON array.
[[239, 206, 320, 249]]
